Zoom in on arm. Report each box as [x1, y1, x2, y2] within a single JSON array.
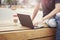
[[43, 3, 60, 21], [32, 1, 40, 20]]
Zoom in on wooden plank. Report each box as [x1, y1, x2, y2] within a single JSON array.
[[0, 28, 56, 40], [24, 28, 56, 39], [0, 34, 7, 40], [29, 36, 56, 40]]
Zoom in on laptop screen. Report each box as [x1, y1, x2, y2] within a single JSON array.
[[17, 14, 34, 29]]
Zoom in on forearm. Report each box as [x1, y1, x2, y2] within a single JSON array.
[[43, 3, 60, 20], [43, 8, 60, 20], [32, 2, 40, 20]]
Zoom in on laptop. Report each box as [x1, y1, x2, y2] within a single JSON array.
[[17, 14, 43, 29]]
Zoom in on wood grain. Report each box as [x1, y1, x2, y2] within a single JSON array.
[[0, 28, 56, 40]]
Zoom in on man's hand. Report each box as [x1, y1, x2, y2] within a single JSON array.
[[33, 19, 48, 27], [33, 19, 44, 26]]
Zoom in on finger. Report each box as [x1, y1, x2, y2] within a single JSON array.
[[33, 23, 38, 26]]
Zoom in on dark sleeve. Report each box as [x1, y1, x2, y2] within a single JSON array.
[[55, 0, 60, 3]]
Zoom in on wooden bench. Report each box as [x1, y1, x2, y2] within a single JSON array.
[[0, 27, 56, 40]]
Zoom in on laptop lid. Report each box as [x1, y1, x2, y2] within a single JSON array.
[[17, 14, 34, 29]]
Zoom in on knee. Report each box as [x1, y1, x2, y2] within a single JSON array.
[[46, 19, 57, 27], [55, 12, 60, 23], [56, 12, 60, 18]]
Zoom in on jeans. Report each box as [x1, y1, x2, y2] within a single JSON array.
[[55, 13, 60, 40], [45, 12, 60, 40]]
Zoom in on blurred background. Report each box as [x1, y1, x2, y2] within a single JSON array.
[[0, 0, 43, 26], [0, 0, 42, 8]]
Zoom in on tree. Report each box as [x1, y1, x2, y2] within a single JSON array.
[[6, 0, 12, 5], [0, 0, 1, 6]]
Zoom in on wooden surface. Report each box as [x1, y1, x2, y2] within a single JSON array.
[[30, 36, 56, 40], [0, 27, 56, 40]]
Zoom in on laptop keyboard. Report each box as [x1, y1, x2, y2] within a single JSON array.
[[34, 25, 44, 29]]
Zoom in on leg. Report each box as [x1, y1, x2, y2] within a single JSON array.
[[45, 18, 57, 27], [55, 13, 60, 40]]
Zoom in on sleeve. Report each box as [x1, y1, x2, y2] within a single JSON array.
[[55, 0, 60, 3]]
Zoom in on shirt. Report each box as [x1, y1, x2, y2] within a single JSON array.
[[41, 0, 60, 17]]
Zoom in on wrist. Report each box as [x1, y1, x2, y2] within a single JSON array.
[[31, 18, 34, 21]]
